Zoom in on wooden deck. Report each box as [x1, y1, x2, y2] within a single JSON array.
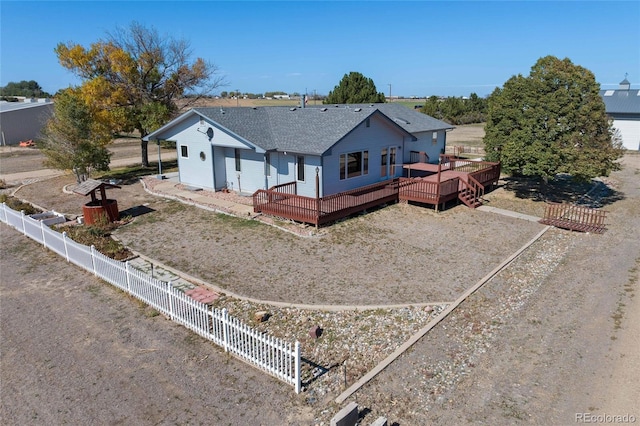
[[539, 202, 607, 233], [253, 158, 501, 226]]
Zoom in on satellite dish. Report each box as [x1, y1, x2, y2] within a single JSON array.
[[206, 127, 214, 140]]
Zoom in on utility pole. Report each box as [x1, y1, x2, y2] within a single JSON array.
[[236, 89, 239, 107], [388, 84, 392, 102]]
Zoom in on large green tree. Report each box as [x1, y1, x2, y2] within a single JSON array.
[[484, 56, 623, 181], [324, 72, 386, 104], [38, 89, 112, 183], [55, 22, 226, 167], [0, 80, 52, 98]]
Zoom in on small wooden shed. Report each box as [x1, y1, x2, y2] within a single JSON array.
[[73, 179, 120, 225]]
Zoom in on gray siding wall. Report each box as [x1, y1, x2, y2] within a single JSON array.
[[403, 130, 446, 163], [321, 115, 406, 196], [0, 103, 53, 145]]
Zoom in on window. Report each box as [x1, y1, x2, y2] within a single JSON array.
[[180, 145, 188, 158], [199, 151, 206, 161], [265, 153, 271, 177], [297, 156, 305, 181], [234, 148, 241, 172], [432, 131, 438, 146], [340, 150, 369, 180], [381, 148, 388, 177]]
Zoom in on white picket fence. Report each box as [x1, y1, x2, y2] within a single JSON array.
[[0, 203, 301, 393]]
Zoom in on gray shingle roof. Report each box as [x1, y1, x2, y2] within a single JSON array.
[[147, 104, 452, 156], [193, 106, 417, 155], [318, 103, 455, 133], [599, 89, 640, 114]]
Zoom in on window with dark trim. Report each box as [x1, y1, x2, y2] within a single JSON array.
[[432, 131, 438, 146], [340, 150, 369, 180], [180, 145, 188, 158], [235, 148, 241, 172], [297, 156, 305, 181], [265, 153, 271, 177]]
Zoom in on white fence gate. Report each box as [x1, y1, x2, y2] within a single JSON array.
[[0, 203, 301, 393]]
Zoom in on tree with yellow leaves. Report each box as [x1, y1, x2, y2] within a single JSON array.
[[56, 22, 226, 166]]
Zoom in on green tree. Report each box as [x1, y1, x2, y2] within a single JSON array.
[[0, 80, 52, 98], [484, 56, 623, 182], [38, 89, 112, 183], [324, 72, 386, 104], [55, 21, 226, 167]]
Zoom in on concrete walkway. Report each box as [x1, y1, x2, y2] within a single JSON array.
[[145, 172, 255, 218], [477, 205, 541, 222]]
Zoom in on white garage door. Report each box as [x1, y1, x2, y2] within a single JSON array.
[[613, 119, 640, 151]]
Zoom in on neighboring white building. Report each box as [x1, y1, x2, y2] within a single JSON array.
[[600, 77, 640, 151], [0, 98, 54, 145]]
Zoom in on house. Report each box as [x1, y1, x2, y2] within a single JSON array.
[[143, 103, 454, 198], [0, 98, 54, 145], [599, 77, 640, 151]]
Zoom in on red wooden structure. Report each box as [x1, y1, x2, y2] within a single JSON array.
[[253, 157, 501, 227], [73, 179, 121, 225], [540, 202, 607, 234]]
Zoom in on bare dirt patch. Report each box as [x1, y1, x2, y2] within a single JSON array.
[[0, 227, 313, 425]]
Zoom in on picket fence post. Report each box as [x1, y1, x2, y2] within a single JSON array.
[[62, 231, 70, 262], [20, 210, 26, 235], [222, 308, 230, 352], [40, 220, 46, 246], [125, 261, 131, 294], [295, 341, 301, 394], [90, 245, 97, 276], [167, 281, 174, 320]]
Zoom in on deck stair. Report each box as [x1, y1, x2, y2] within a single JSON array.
[[458, 175, 484, 208]]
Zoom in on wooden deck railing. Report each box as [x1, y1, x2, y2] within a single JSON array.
[[254, 180, 398, 226], [469, 162, 501, 187], [540, 202, 607, 233], [253, 161, 502, 226]]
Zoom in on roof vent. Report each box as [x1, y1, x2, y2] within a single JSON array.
[[290, 107, 297, 111], [394, 117, 410, 125], [354, 108, 362, 112], [604, 90, 615, 96], [320, 107, 328, 112]]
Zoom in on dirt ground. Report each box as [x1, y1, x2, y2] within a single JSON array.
[[2, 126, 639, 424], [0, 226, 314, 425], [0, 137, 153, 177]]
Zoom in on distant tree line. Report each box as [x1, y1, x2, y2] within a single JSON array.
[[419, 93, 487, 125], [0, 80, 53, 99], [217, 91, 325, 100]]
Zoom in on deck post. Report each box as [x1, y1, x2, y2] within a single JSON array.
[[435, 159, 441, 212], [315, 167, 320, 227]]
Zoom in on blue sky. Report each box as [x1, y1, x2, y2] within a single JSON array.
[[1, 1, 639, 98]]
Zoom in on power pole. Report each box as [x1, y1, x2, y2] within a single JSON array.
[[388, 84, 392, 102]]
